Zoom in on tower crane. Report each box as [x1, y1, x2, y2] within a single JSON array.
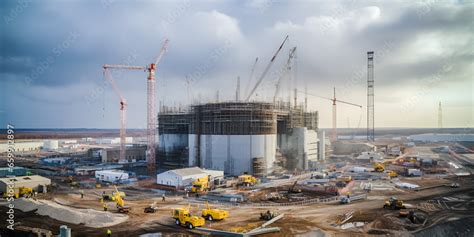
[[245, 35, 289, 101], [102, 39, 169, 176], [298, 88, 362, 142], [103, 69, 128, 163]]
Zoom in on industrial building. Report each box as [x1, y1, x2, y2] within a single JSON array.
[[100, 144, 147, 163], [156, 167, 224, 188], [95, 169, 129, 182], [43, 140, 59, 151], [158, 101, 321, 176], [0, 167, 29, 177], [0, 141, 43, 153], [0, 175, 51, 193], [408, 133, 474, 142]]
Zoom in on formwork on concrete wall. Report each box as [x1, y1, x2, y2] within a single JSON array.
[[189, 102, 277, 135]]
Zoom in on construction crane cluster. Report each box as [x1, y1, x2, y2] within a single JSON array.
[[103, 39, 169, 176]]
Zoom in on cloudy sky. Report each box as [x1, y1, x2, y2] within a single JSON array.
[[0, 0, 472, 129]]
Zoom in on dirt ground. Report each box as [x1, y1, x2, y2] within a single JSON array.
[[3, 175, 473, 237]]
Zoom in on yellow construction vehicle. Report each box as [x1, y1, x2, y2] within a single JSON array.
[[383, 196, 405, 210], [65, 176, 78, 187], [172, 207, 205, 229], [102, 190, 126, 201], [337, 175, 352, 183], [373, 163, 385, 172], [3, 187, 33, 199], [388, 170, 398, 178], [201, 201, 229, 221], [113, 186, 129, 213], [191, 176, 209, 193], [237, 174, 258, 187]]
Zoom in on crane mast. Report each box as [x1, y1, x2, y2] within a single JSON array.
[[102, 39, 169, 176], [298, 88, 362, 142]]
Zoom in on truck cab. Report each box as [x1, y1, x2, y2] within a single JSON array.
[[173, 208, 205, 229]]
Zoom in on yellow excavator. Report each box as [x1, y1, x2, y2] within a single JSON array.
[[201, 201, 229, 221], [172, 207, 205, 229], [113, 185, 129, 213]]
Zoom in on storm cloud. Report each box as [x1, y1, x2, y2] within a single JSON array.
[[0, 0, 472, 128]]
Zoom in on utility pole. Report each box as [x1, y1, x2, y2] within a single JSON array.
[[438, 101, 443, 129]]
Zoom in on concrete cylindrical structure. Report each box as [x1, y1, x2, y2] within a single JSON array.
[[189, 134, 276, 176], [188, 102, 277, 176]]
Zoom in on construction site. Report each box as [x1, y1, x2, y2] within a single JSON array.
[[1, 3, 474, 236]]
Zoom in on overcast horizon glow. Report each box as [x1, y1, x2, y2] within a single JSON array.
[[1, 0, 472, 129]]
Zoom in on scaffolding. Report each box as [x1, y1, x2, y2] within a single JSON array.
[[189, 102, 277, 135], [157, 101, 319, 169]]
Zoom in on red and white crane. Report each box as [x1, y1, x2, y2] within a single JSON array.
[[103, 69, 128, 163], [103, 39, 169, 175], [299, 87, 362, 142]]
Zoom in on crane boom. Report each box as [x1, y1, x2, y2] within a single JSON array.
[[103, 64, 145, 70], [245, 35, 289, 101], [243, 57, 259, 97], [103, 69, 127, 163], [297, 89, 362, 108], [154, 39, 170, 66], [274, 46, 297, 103], [104, 69, 126, 103]]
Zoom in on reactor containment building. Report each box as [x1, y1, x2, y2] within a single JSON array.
[[158, 101, 324, 176]]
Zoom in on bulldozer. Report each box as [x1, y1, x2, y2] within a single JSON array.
[[113, 186, 129, 213], [201, 201, 229, 221], [172, 207, 205, 229], [383, 196, 405, 210], [238, 174, 258, 187]]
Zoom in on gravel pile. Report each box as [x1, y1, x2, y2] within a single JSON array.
[[10, 198, 128, 228]]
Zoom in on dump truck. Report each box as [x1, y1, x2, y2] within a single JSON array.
[[172, 207, 205, 229], [238, 174, 258, 186], [383, 196, 405, 210], [201, 201, 229, 221], [191, 176, 209, 193]]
